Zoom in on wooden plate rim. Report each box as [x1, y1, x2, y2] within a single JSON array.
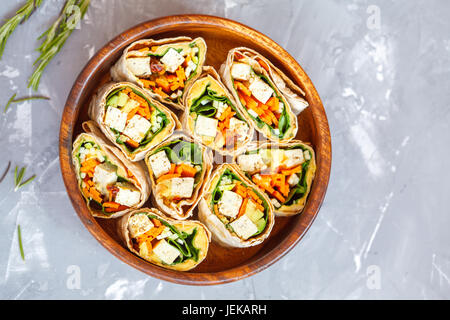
[[59, 14, 332, 286]]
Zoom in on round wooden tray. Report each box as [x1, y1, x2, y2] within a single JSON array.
[[59, 15, 331, 285]]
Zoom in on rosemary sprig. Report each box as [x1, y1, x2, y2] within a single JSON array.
[[28, 0, 90, 91], [0, 0, 43, 59], [14, 165, 36, 191], [3, 94, 50, 113], [18, 225, 25, 261], [0, 161, 11, 183], [3, 93, 16, 113]]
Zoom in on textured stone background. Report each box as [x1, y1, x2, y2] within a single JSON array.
[[0, 0, 449, 299]]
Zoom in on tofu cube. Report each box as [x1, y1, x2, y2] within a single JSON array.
[[93, 162, 118, 195], [104, 106, 127, 132], [228, 117, 249, 142], [115, 184, 141, 207], [249, 77, 274, 104], [153, 239, 181, 265], [128, 214, 154, 238], [231, 62, 252, 81], [213, 100, 228, 119], [237, 153, 267, 174], [283, 149, 305, 168], [195, 115, 218, 137], [126, 57, 151, 77], [123, 114, 151, 143], [230, 215, 258, 240], [218, 190, 243, 219], [287, 173, 300, 186], [168, 177, 195, 199], [148, 151, 172, 178], [160, 48, 185, 73], [271, 198, 281, 209]]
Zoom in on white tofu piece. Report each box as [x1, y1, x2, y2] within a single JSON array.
[[213, 100, 228, 119], [287, 173, 300, 186], [270, 198, 281, 209], [123, 114, 151, 143], [160, 48, 185, 73], [218, 190, 243, 219], [230, 215, 258, 240], [153, 239, 181, 265], [128, 214, 154, 238], [304, 150, 311, 161], [283, 149, 305, 168], [195, 115, 218, 137], [93, 163, 118, 195], [237, 153, 267, 174], [126, 57, 151, 77], [104, 106, 127, 132], [168, 177, 195, 199], [249, 77, 274, 104], [115, 185, 141, 207], [148, 151, 172, 178], [185, 60, 197, 78], [228, 117, 249, 141], [231, 62, 252, 81]]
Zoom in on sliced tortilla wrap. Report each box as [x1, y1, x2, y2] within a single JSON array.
[[118, 208, 211, 271], [182, 66, 254, 156], [144, 133, 213, 220], [88, 82, 179, 162], [72, 121, 151, 218], [220, 47, 309, 142], [111, 36, 207, 110], [198, 163, 274, 248], [233, 140, 316, 216]]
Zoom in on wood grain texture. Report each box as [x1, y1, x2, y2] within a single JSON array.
[[59, 14, 332, 285]]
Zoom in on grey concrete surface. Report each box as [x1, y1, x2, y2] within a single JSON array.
[[0, 0, 449, 299]]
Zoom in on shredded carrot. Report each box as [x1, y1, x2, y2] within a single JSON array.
[[156, 173, 181, 184], [125, 139, 140, 149], [256, 58, 270, 72], [103, 202, 120, 209], [237, 197, 249, 219], [176, 66, 186, 82], [138, 47, 149, 52], [175, 163, 197, 178], [151, 218, 161, 227], [140, 79, 155, 88], [235, 81, 251, 96], [127, 107, 139, 120], [272, 190, 286, 203], [281, 165, 302, 176], [266, 97, 279, 112]]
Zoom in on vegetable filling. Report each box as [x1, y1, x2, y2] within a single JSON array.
[[237, 145, 312, 208], [231, 53, 290, 138], [76, 140, 141, 214], [148, 139, 203, 205], [211, 169, 269, 240], [128, 213, 200, 265], [105, 86, 169, 152], [126, 41, 201, 102], [190, 84, 250, 150]]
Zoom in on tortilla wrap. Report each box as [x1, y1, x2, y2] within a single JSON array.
[[88, 81, 179, 162], [220, 47, 309, 142], [111, 36, 207, 110], [72, 121, 151, 218], [144, 132, 213, 220], [182, 66, 254, 156], [118, 208, 211, 271], [198, 163, 275, 248], [233, 140, 316, 216]]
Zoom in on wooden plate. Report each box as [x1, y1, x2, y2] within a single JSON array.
[[59, 15, 331, 285]]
